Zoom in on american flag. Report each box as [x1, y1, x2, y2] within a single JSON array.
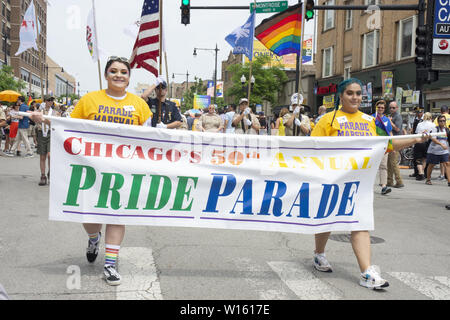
[[130, 0, 160, 77]]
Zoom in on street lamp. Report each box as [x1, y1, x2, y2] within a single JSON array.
[[240, 75, 255, 95], [193, 44, 219, 104]]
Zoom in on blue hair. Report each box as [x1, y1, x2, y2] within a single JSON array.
[[331, 78, 364, 126], [334, 78, 364, 110]]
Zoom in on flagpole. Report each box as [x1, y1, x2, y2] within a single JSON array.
[[92, 0, 102, 90], [164, 51, 169, 98], [157, 0, 163, 123], [297, 1, 306, 98], [247, 0, 257, 107], [32, 0, 44, 100]]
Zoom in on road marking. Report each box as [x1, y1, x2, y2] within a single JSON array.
[[234, 258, 292, 300], [115, 247, 162, 300], [388, 272, 450, 300], [268, 261, 343, 300]]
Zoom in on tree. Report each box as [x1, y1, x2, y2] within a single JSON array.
[[0, 65, 27, 94], [181, 76, 207, 113], [225, 55, 288, 107]]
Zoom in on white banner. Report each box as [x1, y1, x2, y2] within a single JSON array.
[[49, 117, 390, 234]]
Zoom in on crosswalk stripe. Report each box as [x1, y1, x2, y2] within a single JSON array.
[[268, 261, 343, 300], [234, 258, 292, 299], [388, 272, 450, 300], [115, 247, 162, 300]]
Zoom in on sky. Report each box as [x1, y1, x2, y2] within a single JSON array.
[[47, 0, 315, 96]]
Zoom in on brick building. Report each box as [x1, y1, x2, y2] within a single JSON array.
[[315, 0, 450, 114], [9, 0, 47, 98]]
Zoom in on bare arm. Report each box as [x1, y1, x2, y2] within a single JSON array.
[[141, 84, 156, 100]]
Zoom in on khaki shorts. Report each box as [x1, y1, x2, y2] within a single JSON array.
[[36, 130, 50, 155]]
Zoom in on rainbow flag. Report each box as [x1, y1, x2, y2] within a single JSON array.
[[375, 114, 394, 153], [255, 3, 302, 57], [27, 96, 32, 106]]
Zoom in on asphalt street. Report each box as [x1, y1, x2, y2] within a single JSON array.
[[1, 152, 450, 301]]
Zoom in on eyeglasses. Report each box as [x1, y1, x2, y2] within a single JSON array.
[[438, 120, 446, 122], [107, 56, 129, 63]]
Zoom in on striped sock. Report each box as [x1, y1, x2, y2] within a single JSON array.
[[105, 244, 120, 267], [88, 232, 100, 244]]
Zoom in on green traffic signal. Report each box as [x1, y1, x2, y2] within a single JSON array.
[[182, 0, 190, 5], [305, 0, 314, 21]]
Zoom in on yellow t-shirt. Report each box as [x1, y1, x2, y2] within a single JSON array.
[[311, 109, 376, 137], [433, 113, 450, 128], [70, 90, 152, 126]]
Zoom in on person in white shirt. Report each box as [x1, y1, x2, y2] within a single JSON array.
[[415, 112, 435, 180], [224, 104, 236, 134]]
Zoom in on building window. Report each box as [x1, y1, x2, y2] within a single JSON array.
[[362, 30, 379, 68], [345, 10, 352, 30], [322, 46, 333, 78], [344, 62, 352, 80], [365, 0, 379, 5], [397, 16, 417, 60], [323, 0, 335, 31]]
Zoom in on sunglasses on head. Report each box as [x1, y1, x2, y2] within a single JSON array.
[[107, 56, 129, 63]]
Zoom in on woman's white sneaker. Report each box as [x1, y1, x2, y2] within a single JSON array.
[[359, 265, 389, 289], [313, 252, 333, 272]]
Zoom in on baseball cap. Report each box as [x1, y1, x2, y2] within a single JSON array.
[[239, 98, 248, 104], [155, 76, 167, 89]]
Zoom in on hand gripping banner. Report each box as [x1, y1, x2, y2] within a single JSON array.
[[49, 117, 390, 234]]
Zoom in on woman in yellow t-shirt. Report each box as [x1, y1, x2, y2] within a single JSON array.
[[311, 78, 429, 290], [30, 56, 152, 286], [275, 107, 289, 136]]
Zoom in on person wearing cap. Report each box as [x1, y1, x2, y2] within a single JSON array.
[[197, 104, 223, 133], [283, 95, 310, 136], [231, 98, 260, 135], [142, 76, 182, 129]]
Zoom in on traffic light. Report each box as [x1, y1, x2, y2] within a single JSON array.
[[415, 25, 429, 67], [305, 0, 314, 21], [181, 0, 190, 25]]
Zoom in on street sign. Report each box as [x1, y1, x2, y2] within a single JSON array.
[[250, 1, 288, 14], [433, 0, 450, 38], [433, 0, 450, 55]]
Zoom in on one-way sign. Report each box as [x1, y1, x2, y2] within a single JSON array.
[[436, 23, 450, 35]]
